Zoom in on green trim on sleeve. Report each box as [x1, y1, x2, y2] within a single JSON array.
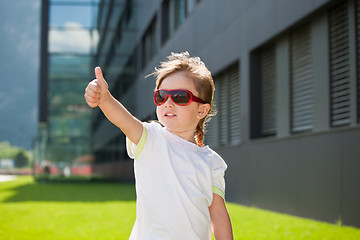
[[212, 185, 225, 200], [134, 125, 147, 159]]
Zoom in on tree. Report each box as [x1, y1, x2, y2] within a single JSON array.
[[0, 141, 32, 168], [14, 151, 29, 168], [0, 141, 20, 159]]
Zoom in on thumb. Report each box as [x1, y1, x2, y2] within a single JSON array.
[[94, 66, 108, 89], [95, 66, 105, 81]]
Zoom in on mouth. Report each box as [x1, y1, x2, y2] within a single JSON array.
[[164, 112, 176, 117]]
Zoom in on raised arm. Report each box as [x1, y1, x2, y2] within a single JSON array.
[[84, 67, 143, 144]]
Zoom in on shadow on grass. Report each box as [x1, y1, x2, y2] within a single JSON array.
[[3, 179, 136, 203]]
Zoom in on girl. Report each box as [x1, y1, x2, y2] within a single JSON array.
[[84, 52, 233, 239]]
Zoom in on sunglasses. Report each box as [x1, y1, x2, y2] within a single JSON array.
[[154, 89, 207, 106]]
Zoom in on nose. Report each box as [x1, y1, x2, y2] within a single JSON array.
[[163, 96, 175, 107]]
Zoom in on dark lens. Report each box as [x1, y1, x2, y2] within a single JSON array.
[[154, 90, 166, 105], [172, 90, 191, 105]]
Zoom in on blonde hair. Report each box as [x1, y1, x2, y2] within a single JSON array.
[[149, 52, 216, 146]]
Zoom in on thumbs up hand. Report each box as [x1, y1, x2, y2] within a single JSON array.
[[85, 67, 109, 108], [84, 67, 143, 145]]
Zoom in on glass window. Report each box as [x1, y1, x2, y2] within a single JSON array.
[[50, 5, 93, 29], [174, 0, 187, 30], [260, 45, 277, 136], [250, 44, 277, 139], [206, 63, 241, 147], [49, 55, 91, 80], [329, 2, 351, 127], [290, 24, 314, 133], [49, 28, 93, 54], [142, 17, 157, 69], [356, 0, 360, 123], [161, 0, 170, 45]]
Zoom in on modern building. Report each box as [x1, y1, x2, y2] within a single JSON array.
[[37, 0, 360, 228], [35, 0, 104, 177]]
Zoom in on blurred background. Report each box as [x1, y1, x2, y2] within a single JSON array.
[[0, 0, 359, 229]]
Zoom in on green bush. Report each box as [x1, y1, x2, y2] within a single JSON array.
[[0, 141, 31, 168]]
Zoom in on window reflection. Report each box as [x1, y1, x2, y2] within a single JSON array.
[[35, 0, 136, 180], [36, 1, 98, 180], [49, 27, 94, 54], [175, 0, 187, 30], [50, 5, 93, 28]]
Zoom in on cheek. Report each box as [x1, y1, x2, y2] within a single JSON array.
[[156, 107, 161, 118], [180, 106, 199, 121], [156, 107, 165, 123]]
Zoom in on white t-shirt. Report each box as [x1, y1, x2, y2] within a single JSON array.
[[126, 121, 227, 240]]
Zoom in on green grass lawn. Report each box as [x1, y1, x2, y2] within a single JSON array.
[[1, 176, 359, 240]]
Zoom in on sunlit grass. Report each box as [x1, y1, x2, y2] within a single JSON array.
[[226, 203, 360, 240], [1, 176, 359, 240], [0, 176, 136, 240]]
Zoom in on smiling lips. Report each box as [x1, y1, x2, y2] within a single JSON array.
[[165, 112, 176, 117]]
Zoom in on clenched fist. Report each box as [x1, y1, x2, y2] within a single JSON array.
[[84, 66, 109, 108]]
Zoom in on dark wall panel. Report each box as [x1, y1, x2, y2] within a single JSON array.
[[219, 145, 251, 205], [297, 134, 341, 223], [249, 140, 299, 215], [341, 130, 360, 227], [221, 128, 360, 227]]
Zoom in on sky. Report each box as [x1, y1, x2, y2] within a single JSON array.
[[0, 0, 41, 149], [0, 0, 105, 150], [49, 2, 98, 54]]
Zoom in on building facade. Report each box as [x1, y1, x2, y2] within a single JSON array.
[[39, 0, 360, 228], [36, 0, 104, 178]]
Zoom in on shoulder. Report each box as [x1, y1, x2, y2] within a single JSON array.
[[142, 121, 163, 137], [143, 120, 163, 131], [203, 146, 224, 161], [205, 147, 228, 173], [141, 121, 166, 146]]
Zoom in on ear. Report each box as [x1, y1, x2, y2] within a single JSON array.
[[197, 103, 211, 120]]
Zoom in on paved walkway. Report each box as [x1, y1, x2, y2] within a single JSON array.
[[0, 175, 18, 182]]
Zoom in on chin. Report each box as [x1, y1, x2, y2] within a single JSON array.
[[162, 122, 178, 131]]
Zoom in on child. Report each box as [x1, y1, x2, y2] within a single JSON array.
[[84, 52, 233, 239]]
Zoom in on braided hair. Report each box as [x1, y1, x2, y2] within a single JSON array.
[[149, 52, 216, 146]]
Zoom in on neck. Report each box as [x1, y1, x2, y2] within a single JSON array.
[[166, 128, 198, 145]]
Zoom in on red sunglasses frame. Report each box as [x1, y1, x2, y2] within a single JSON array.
[[154, 89, 207, 106]]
